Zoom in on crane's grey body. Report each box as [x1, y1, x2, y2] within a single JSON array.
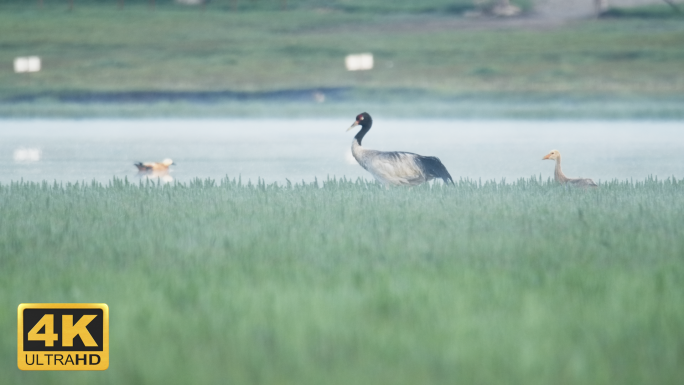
[[348, 112, 453, 186], [543, 150, 597, 188]]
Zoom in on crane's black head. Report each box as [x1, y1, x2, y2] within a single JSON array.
[[347, 112, 372, 131], [347, 112, 373, 145]]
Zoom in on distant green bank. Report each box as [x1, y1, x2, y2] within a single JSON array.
[[0, 0, 532, 14], [0, 3, 682, 118], [2, 177, 684, 384]]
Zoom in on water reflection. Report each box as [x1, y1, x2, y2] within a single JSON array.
[[137, 170, 174, 184]]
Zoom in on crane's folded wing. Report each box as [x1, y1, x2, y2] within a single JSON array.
[[367, 152, 424, 185]]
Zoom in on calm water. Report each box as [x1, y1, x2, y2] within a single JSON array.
[[1, 119, 682, 185]]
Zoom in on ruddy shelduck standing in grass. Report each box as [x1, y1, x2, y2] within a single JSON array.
[[134, 158, 175, 172]]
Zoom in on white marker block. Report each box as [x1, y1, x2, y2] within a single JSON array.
[[345, 53, 373, 71], [14, 56, 41, 73]]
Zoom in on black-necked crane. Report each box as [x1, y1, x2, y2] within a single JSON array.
[[347, 112, 453, 186], [542, 150, 597, 188], [134, 158, 175, 172]]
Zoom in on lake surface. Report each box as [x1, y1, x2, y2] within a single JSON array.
[[1, 119, 682, 185]]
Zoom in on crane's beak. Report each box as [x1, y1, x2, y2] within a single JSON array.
[[172, 162, 176, 165], [542, 154, 551, 160], [346, 121, 359, 132]]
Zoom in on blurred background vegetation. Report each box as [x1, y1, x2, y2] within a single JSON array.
[[0, 0, 682, 117]]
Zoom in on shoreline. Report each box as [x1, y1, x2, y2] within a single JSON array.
[[2, 97, 683, 119]]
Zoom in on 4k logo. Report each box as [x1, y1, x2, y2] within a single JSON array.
[[18, 304, 109, 370]]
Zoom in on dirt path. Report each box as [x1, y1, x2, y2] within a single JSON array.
[[308, 0, 672, 36], [534, 0, 667, 19]]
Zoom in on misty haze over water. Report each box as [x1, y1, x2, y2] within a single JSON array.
[[1, 119, 682, 185]]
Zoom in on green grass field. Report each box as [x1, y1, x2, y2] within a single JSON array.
[[1, 2, 683, 117], [2, 177, 683, 384]]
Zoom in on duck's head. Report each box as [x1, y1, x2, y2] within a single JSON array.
[[542, 150, 560, 161], [347, 112, 372, 132], [162, 158, 176, 166]]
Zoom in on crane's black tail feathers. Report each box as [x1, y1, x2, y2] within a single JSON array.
[[417, 156, 454, 185]]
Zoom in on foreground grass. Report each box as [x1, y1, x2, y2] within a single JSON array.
[[1, 177, 683, 384]]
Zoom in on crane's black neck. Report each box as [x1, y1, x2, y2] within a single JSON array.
[[354, 121, 372, 146]]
